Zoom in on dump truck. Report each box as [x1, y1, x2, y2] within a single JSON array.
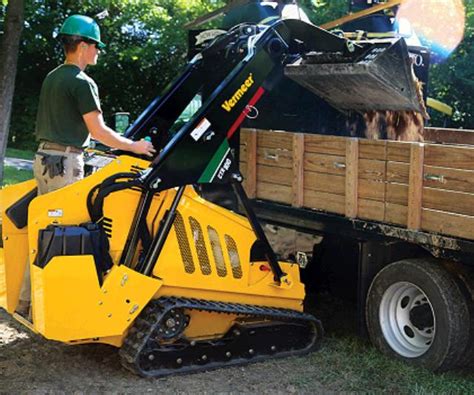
[[182, 2, 473, 373], [0, 17, 462, 377]]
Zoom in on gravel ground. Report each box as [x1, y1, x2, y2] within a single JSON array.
[[1, 308, 328, 393], [2, 295, 473, 393]]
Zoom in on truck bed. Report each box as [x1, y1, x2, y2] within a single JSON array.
[[239, 127, 474, 263]]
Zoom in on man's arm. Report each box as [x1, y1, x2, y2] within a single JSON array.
[[83, 110, 156, 157]]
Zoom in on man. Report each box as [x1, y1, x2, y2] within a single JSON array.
[[34, 14, 155, 193], [16, 14, 156, 318]]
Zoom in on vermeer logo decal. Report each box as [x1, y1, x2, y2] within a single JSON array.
[[221, 74, 255, 112]]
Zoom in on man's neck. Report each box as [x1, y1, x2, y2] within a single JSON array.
[[64, 55, 87, 71]]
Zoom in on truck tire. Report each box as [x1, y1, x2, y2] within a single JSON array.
[[443, 262, 474, 367], [366, 258, 470, 371]]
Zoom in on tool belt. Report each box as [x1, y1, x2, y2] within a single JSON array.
[[38, 141, 83, 154]]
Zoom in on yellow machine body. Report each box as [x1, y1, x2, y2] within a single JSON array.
[[0, 156, 305, 347]]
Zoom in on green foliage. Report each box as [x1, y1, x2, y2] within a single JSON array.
[[429, 2, 474, 128], [299, 0, 348, 25]]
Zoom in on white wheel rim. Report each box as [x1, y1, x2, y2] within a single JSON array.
[[379, 282, 436, 358]]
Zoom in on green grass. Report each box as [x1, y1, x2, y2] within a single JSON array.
[[290, 335, 474, 393], [2, 166, 33, 186], [6, 147, 35, 160], [287, 293, 474, 393], [3, 148, 34, 186]]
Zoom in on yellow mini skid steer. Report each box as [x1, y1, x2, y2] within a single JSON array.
[[0, 19, 423, 377]]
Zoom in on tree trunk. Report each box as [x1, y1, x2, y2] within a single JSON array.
[[0, 0, 25, 182]]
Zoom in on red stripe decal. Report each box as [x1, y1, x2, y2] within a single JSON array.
[[227, 87, 266, 139]]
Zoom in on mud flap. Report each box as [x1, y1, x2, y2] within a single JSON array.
[[285, 39, 425, 114]]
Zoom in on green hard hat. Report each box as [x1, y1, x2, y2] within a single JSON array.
[[59, 15, 106, 49]]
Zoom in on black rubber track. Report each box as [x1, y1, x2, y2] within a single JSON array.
[[120, 297, 323, 377]]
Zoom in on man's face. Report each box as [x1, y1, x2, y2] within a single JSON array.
[[83, 41, 100, 66]]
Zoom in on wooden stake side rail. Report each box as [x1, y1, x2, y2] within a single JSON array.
[[240, 128, 474, 241]]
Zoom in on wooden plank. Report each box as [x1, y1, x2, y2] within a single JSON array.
[[304, 172, 345, 195], [240, 143, 247, 159], [422, 209, 474, 240], [385, 203, 408, 226], [359, 179, 385, 201], [359, 139, 386, 160], [239, 128, 250, 161], [304, 190, 345, 215], [424, 127, 474, 146], [359, 199, 385, 222], [387, 141, 411, 162], [407, 144, 425, 230], [240, 161, 247, 176], [424, 165, 474, 193], [386, 183, 409, 205], [304, 153, 346, 176], [257, 130, 293, 150], [292, 134, 305, 208], [423, 188, 474, 217], [257, 165, 292, 186], [345, 138, 359, 218], [305, 134, 346, 156], [359, 159, 386, 181], [240, 128, 251, 144], [245, 130, 257, 198], [256, 182, 292, 204], [425, 144, 474, 171], [256, 147, 292, 168], [387, 162, 409, 184]]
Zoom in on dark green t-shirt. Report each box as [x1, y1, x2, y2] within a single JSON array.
[[35, 64, 102, 148]]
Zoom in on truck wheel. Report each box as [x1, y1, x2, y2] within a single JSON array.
[[366, 258, 470, 371]]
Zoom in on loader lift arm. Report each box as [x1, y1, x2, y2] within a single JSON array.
[[104, 19, 355, 283], [89, 19, 420, 283]]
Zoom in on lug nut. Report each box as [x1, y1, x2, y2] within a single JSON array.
[[249, 349, 254, 355], [202, 355, 207, 361], [190, 340, 196, 346], [148, 354, 155, 361], [226, 352, 232, 358], [271, 346, 276, 352], [176, 358, 183, 365]]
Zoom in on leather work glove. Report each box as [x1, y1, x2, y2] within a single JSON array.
[[38, 153, 66, 178]]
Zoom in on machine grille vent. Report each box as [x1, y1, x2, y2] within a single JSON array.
[[101, 217, 113, 238], [189, 217, 211, 275], [174, 211, 195, 274], [130, 165, 145, 173], [207, 226, 227, 277], [225, 234, 242, 279]]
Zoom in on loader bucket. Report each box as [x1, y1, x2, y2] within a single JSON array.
[[285, 39, 425, 114]]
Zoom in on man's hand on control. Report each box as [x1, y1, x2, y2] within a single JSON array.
[[131, 139, 156, 157], [84, 111, 157, 157]]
